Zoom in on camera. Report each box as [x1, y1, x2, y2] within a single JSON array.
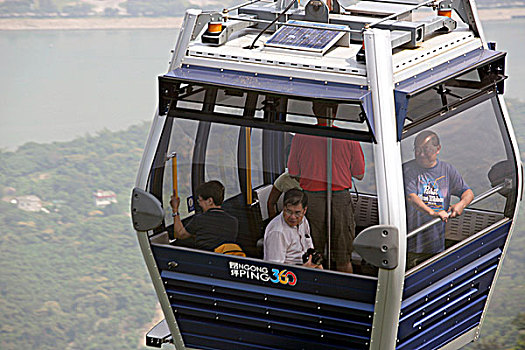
[[302, 248, 323, 266]]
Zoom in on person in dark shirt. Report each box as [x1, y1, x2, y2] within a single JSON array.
[[404, 130, 474, 268], [169, 180, 239, 251]]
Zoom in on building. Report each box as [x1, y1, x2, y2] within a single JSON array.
[[17, 195, 43, 212], [93, 190, 117, 207]]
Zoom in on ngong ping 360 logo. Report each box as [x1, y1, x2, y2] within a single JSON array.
[[229, 261, 297, 286]]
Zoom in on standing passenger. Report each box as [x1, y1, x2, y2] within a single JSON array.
[[403, 131, 474, 268], [287, 101, 365, 273]]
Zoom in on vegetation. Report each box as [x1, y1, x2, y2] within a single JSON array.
[[0, 123, 159, 350], [0, 100, 524, 349]]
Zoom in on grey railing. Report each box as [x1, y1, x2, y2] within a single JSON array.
[[406, 180, 510, 239]]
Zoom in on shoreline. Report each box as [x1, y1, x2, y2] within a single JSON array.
[[0, 17, 184, 30], [1, 8, 525, 30]]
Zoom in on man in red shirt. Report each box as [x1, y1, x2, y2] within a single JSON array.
[[287, 102, 365, 273]]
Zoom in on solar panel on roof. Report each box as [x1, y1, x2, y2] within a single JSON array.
[[264, 20, 347, 55]]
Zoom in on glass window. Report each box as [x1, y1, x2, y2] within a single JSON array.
[[163, 80, 374, 141], [205, 123, 241, 198], [401, 97, 516, 269], [285, 99, 365, 127], [250, 128, 264, 189], [162, 118, 199, 224], [153, 87, 380, 276], [402, 56, 506, 128], [175, 83, 206, 111]]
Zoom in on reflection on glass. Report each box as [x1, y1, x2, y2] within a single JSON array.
[[206, 124, 241, 198], [401, 97, 516, 269], [152, 99, 380, 276], [163, 119, 199, 223]]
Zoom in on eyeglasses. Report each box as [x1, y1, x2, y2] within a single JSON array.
[[283, 209, 305, 217], [414, 145, 437, 155]]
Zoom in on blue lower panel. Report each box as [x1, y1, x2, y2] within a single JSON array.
[[152, 245, 377, 350], [398, 221, 511, 349], [397, 296, 485, 349], [178, 317, 366, 350]]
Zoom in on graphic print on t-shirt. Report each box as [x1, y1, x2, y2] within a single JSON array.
[[417, 175, 446, 211]]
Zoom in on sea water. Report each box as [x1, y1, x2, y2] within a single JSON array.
[[0, 19, 524, 150]]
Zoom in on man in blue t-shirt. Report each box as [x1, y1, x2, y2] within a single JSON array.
[[403, 131, 474, 268]]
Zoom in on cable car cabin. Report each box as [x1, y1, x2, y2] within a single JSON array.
[[130, 0, 522, 348]]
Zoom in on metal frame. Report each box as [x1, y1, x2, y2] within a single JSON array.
[[365, 28, 407, 350], [134, 112, 187, 349], [474, 94, 523, 342]]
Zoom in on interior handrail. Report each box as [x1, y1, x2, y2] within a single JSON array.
[[406, 180, 510, 239]]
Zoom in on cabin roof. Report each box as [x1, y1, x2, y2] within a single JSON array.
[[175, 0, 486, 86]]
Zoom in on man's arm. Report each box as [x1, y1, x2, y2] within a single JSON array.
[[351, 142, 365, 181], [449, 189, 474, 218], [170, 193, 193, 240], [267, 186, 282, 219], [407, 193, 450, 222]]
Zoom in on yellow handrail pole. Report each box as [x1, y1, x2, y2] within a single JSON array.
[[245, 128, 252, 205], [169, 152, 178, 198]]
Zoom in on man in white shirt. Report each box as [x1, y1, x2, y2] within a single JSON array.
[[264, 189, 322, 268]]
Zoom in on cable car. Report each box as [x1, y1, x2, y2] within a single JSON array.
[[130, 0, 522, 348]]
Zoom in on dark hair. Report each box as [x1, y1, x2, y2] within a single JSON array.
[[283, 189, 308, 209], [415, 130, 440, 147], [196, 180, 225, 205]]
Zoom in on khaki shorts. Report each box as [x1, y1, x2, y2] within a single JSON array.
[[305, 190, 355, 267]]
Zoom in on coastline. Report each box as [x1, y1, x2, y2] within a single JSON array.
[[0, 17, 184, 30], [1, 7, 525, 30]]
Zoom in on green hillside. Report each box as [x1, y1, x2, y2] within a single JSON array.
[[0, 100, 524, 349], [0, 123, 158, 349]]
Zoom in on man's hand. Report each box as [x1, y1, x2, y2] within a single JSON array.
[[449, 189, 474, 218], [170, 191, 180, 211], [433, 210, 450, 222], [303, 254, 323, 269], [449, 202, 466, 218]]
